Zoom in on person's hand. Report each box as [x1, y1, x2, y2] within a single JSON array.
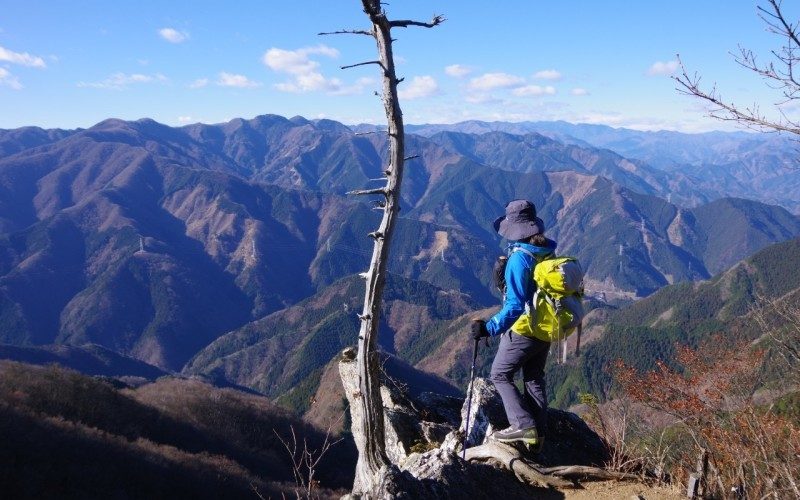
[[471, 319, 489, 340]]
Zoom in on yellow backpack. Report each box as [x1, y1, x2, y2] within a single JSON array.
[[510, 253, 585, 361]]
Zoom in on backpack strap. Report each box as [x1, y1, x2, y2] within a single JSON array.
[[510, 246, 537, 260], [511, 246, 539, 315]]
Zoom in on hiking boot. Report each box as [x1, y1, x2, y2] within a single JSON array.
[[493, 425, 540, 446]]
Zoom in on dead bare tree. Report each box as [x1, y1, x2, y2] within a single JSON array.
[[674, 0, 800, 135], [321, 1, 443, 495]]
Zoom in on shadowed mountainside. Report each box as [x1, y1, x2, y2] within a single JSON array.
[[0, 360, 355, 498], [0, 343, 168, 379], [183, 273, 470, 410]]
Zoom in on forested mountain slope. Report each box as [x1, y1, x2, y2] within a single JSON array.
[[1, 114, 798, 392]]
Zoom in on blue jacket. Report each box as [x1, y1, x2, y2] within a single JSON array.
[[486, 240, 557, 337]]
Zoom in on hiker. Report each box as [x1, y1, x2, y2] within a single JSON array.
[[471, 199, 556, 450]]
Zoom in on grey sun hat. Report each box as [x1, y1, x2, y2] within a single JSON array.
[[493, 199, 545, 241]]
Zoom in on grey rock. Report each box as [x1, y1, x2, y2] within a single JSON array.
[[341, 362, 610, 497]]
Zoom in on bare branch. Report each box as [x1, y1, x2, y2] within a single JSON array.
[[764, 0, 800, 49], [318, 29, 374, 37], [676, 1, 800, 136], [673, 55, 800, 135], [403, 154, 420, 161], [346, 187, 389, 196], [389, 15, 446, 28], [341, 60, 385, 71], [354, 130, 387, 136], [273, 420, 344, 498]]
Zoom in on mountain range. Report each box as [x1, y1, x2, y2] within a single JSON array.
[[365, 119, 800, 214], [1, 114, 799, 403]]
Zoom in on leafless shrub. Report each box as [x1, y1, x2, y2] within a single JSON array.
[[578, 393, 671, 481], [274, 414, 345, 499]]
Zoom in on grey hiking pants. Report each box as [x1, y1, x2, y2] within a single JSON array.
[[490, 331, 550, 435]]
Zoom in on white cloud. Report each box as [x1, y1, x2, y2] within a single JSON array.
[[329, 76, 376, 96], [398, 75, 439, 100], [274, 74, 342, 93], [512, 85, 556, 96], [189, 78, 209, 89], [0, 68, 23, 90], [533, 69, 561, 80], [216, 72, 261, 88], [0, 45, 46, 68], [579, 112, 626, 126], [177, 116, 193, 124], [570, 87, 589, 96], [445, 64, 472, 78], [263, 44, 367, 94], [465, 93, 501, 105], [263, 45, 337, 92], [77, 72, 168, 89], [647, 60, 679, 76], [263, 45, 339, 74], [158, 28, 189, 44], [468, 72, 525, 91]]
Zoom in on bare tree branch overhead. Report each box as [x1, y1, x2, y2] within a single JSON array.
[[340, 60, 385, 71], [330, 0, 443, 495], [318, 29, 374, 36], [674, 0, 800, 135], [389, 15, 446, 29]]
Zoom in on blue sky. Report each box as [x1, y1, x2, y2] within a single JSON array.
[[1, 1, 797, 132]]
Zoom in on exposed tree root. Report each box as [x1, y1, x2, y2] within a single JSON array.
[[465, 442, 574, 489], [466, 442, 640, 489]]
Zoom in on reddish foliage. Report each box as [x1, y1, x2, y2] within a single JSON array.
[[614, 338, 799, 498]]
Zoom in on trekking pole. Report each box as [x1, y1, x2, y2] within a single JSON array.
[[461, 338, 480, 460]]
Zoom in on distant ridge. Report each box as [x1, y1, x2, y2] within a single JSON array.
[[0, 343, 168, 379], [354, 119, 800, 213], [1, 114, 797, 384]]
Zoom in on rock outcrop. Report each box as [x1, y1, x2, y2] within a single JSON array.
[[339, 349, 615, 498]]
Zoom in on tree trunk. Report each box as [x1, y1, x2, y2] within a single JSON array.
[[349, 1, 407, 494], [331, 2, 443, 495]]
